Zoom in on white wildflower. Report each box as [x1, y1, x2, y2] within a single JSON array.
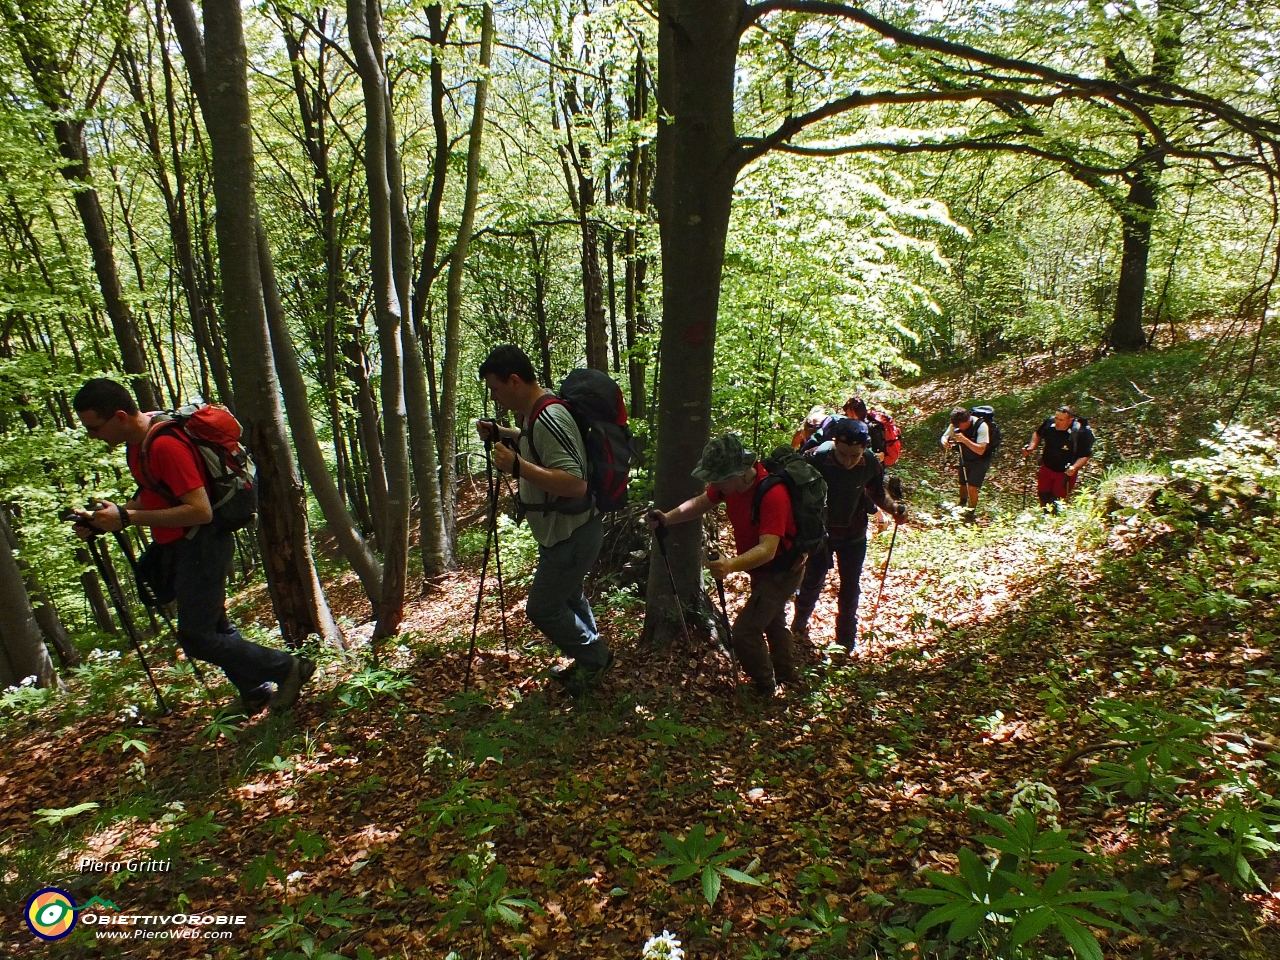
[[20, 675, 37, 687], [466, 841, 496, 873], [127, 758, 147, 783], [286, 870, 304, 884], [1009, 780, 1061, 831], [642, 930, 684, 960]]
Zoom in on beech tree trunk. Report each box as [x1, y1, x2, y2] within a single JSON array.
[[439, 3, 494, 548], [1108, 165, 1161, 351], [643, 1, 741, 644], [0, 507, 78, 668], [371, 3, 450, 577], [0, 518, 57, 690], [198, 0, 340, 649], [349, 0, 411, 637]]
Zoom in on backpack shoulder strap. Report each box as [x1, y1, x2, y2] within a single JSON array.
[[751, 472, 785, 526], [137, 416, 198, 505], [521, 394, 567, 466]]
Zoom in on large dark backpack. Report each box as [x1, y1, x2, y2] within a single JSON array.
[[968, 405, 1002, 461], [751, 445, 827, 571], [523, 368, 635, 513], [137, 402, 257, 532], [865, 409, 902, 466]]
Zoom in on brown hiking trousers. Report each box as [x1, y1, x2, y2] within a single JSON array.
[[733, 559, 805, 689]]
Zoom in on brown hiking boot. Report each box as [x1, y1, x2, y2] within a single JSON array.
[[271, 656, 316, 712]]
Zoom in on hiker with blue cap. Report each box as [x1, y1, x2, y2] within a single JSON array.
[[792, 417, 904, 654], [646, 433, 804, 695]]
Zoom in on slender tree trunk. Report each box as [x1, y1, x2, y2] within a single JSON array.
[[197, 0, 339, 649], [439, 3, 494, 547], [643, 1, 740, 644], [77, 546, 116, 634], [530, 232, 554, 385], [371, 4, 450, 577], [257, 216, 383, 605], [348, 0, 411, 637]]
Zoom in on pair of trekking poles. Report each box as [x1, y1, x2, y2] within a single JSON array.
[[463, 425, 512, 692], [66, 503, 203, 715]]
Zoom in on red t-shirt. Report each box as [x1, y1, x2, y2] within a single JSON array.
[[127, 432, 206, 544], [707, 462, 796, 560]]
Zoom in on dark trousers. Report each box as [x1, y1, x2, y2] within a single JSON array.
[[526, 515, 610, 667], [173, 526, 292, 698], [791, 536, 869, 649]]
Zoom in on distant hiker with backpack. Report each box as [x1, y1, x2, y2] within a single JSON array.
[[792, 418, 904, 653], [842, 396, 904, 529], [941, 406, 998, 522], [1022, 406, 1095, 509], [476, 345, 616, 695], [792, 405, 830, 451], [72, 378, 313, 716], [647, 433, 818, 696]]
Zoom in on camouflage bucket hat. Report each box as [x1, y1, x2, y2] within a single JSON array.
[[691, 433, 756, 484]]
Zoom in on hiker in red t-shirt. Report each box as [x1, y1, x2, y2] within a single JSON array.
[[72, 378, 313, 716], [647, 433, 803, 695]]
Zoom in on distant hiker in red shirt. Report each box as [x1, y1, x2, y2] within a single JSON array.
[[647, 433, 803, 695]]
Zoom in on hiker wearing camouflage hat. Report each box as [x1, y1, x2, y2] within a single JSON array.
[[646, 433, 803, 696]]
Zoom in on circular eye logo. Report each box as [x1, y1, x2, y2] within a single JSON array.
[[25, 888, 78, 941]]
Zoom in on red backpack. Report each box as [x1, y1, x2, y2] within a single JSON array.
[[866, 409, 902, 466], [522, 368, 635, 514], [137, 403, 258, 531]]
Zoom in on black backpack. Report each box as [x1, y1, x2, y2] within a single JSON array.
[[751, 445, 827, 571], [969, 406, 1002, 460], [522, 368, 636, 513]]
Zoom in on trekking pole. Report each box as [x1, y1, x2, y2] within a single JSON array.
[[108, 527, 208, 686], [85, 535, 170, 714], [706, 549, 737, 690], [489, 450, 511, 655], [465, 428, 510, 690], [865, 519, 900, 642], [647, 513, 694, 649]]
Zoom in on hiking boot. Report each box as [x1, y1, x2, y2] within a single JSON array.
[[271, 656, 316, 712], [563, 651, 615, 698], [962, 508, 977, 525], [775, 665, 801, 686], [751, 678, 777, 698], [790, 623, 810, 645], [241, 684, 272, 717]]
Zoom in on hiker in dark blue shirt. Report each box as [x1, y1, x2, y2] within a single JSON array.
[[792, 418, 904, 654]]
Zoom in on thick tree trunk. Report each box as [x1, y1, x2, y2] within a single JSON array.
[[439, 3, 494, 548], [643, 1, 741, 644], [348, 0, 411, 638], [0, 519, 57, 690], [199, 0, 338, 649], [1108, 168, 1160, 351], [0, 508, 78, 668]]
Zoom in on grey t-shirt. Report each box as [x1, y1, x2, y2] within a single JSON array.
[[520, 399, 596, 547]]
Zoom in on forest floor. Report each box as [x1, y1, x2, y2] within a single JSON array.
[[3, 330, 1280, 960]]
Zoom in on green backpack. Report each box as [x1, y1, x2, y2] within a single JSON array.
[[751, 445, 828, 570]]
